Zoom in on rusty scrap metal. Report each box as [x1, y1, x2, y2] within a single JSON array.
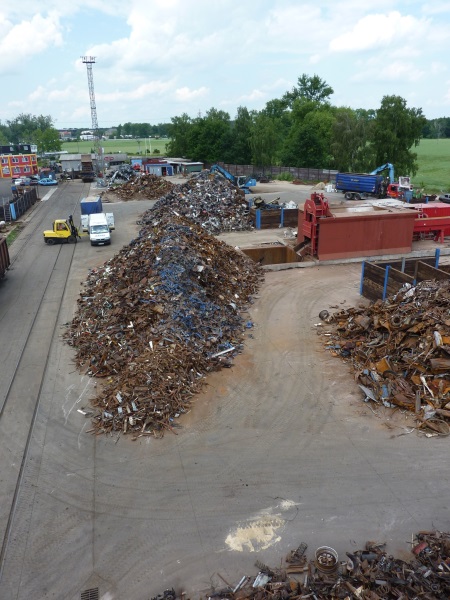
[[64, 213, 263, 437], [140, 171, 253, 234], [155, 531, 450, 599], [321, 280, 450, 430], [106, 172, 175, 201]]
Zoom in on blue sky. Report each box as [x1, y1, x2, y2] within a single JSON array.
[[1, 1, 450, 129]]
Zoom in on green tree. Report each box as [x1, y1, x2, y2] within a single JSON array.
[[371, 95, 426, 176], [0, 123, 9, 145], [34, 128, 62, 154], [6, 113, 53, 143], [281, 109, 334, 168], [330, 107, 375, 172], [250, 113, 279, 168], [189, 108, 231, 163], [226, 106, 254, 164], [167, 113, 193, 157], [283, 74, 334, 107]]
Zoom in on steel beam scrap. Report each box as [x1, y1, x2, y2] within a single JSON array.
[[64, 213, 263, 437], [320, 279, 450, 435]]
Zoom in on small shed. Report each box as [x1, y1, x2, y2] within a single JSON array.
[[144, 162, 173, 176], [164, 158, 204, 175]]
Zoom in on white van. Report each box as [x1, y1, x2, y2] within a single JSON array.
[[86, 213, 114, 246]]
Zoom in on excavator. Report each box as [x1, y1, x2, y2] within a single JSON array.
[[210, 164, 256, 194]]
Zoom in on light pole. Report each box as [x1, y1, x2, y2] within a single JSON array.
[[137, 140, 141, 155]]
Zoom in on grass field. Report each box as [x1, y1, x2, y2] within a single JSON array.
[[414, 138, 450, 193], [61, 138, 170, 156]]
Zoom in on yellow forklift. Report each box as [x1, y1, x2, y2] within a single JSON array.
[[43, 215, 81, 245]]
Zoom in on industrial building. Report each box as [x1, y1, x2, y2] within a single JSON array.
[[130, 157, 203, 176]]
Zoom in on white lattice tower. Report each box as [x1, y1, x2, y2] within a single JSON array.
[[81, 56, 100, 159]]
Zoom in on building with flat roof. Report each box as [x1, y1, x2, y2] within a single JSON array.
[[0, 153, 38, 179]]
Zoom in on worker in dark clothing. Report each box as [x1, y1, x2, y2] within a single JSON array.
[[68, 214, 81, 242]]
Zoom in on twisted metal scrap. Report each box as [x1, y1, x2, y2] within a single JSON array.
[[154, 531, 450, 600], [107, 172, 175, 200], [141, 172, 253, 234], [324, 280, 450, 420], [64, 214, 262, 437]]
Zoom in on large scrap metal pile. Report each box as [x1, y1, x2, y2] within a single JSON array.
[[107, 173, 175, 200], [144, 172, 253, 234], [322, 279, 450, 434], [64, 214, 262, 437], [154, 531, 450, 600]]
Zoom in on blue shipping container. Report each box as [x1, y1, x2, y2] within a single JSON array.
[[80, 196, 103, 215]]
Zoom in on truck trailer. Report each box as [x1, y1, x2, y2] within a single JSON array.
[[0, 236, 11, 278], [80, 154, 95, 182], [335, 172, 386, 200]]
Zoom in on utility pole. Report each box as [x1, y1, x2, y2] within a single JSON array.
[[81, 56, 102, 174]]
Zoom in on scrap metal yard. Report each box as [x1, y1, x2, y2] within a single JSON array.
[[0, 175, 449, 599]]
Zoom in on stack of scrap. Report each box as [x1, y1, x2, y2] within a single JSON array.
[[109, 173, 175, 200], [143, 173, 252, 234], [153, 531, 450, 599], [64, 214, 262, 437], [323, 280, 450, 429]]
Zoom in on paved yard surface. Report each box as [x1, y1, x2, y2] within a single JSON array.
[[0, 181, 448, 599]]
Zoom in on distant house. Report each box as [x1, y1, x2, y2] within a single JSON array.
[[102, 128, 117, 139], [58, 129, 77, 141], [80, 130, 95, 140]]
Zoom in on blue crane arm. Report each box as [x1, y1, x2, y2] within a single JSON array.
[[370, 163, 395, 182], [210, 164, 237, 185]]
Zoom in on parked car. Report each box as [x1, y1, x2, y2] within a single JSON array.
[[39, 178, 58, 186], [439, 193, 450, 203], [13, 177, 39, 186]]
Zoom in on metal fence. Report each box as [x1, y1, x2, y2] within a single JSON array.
[[0, 187, 39, 222], [211, 162, 338, 182]]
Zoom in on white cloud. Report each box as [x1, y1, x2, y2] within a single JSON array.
[[238, 89, 266, 102], [0, 12, 63, 73], [175, 87, 209, 102], [330, 11, 429, 52], [1, 2, 450, 123]]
